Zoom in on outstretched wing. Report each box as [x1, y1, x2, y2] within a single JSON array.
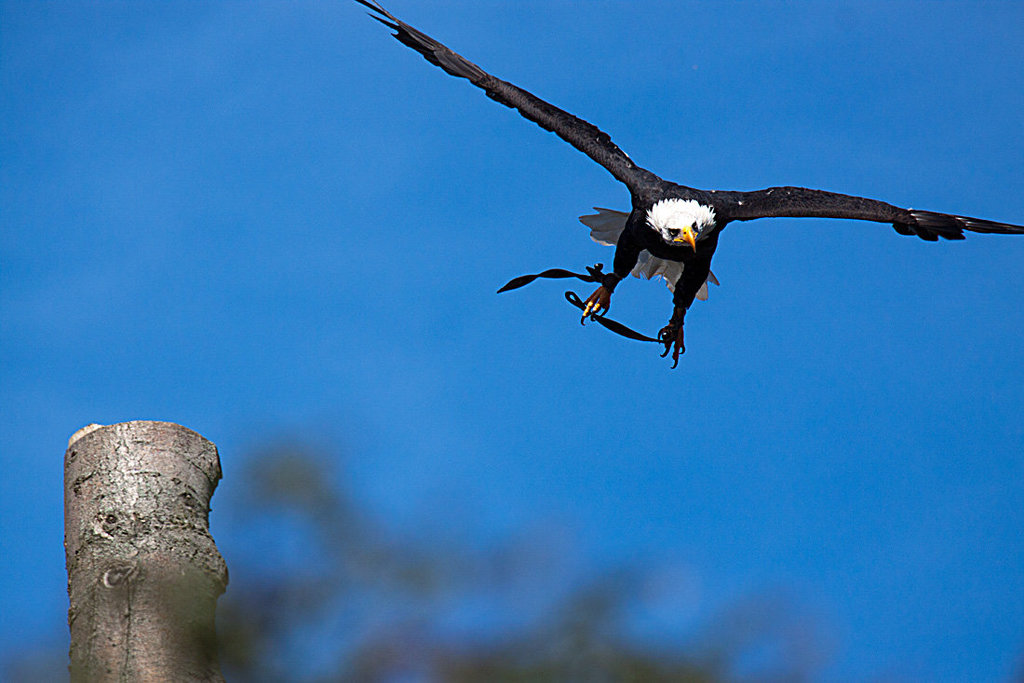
[[355, 1, 660, 194], [716, 186, 1024, 241]]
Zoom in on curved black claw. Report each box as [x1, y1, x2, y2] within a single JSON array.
[[658, 308, 687, 369]]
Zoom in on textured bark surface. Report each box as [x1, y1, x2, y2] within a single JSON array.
[[64, 421, 227, 682]]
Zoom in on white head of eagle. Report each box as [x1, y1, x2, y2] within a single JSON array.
[[647, 198, 717, 250]]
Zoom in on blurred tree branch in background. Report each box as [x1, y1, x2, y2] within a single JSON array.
[[215, 443, 828, 682]]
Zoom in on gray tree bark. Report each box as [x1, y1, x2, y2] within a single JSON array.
[[64, 421, 228, 682]]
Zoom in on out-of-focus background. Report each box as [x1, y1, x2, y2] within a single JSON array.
[[2, 1, 1023, 680]]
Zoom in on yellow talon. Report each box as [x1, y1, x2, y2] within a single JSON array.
[[581, 285, 611, 324]]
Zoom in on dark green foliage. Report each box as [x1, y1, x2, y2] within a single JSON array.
[[216, 445, 826, 682]]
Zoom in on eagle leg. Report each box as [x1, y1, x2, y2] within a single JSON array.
[[658, 307, 686, 368], [580, 285, 612, 324]]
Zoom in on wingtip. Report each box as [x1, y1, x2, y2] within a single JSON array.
[[906, 209, 1024, 239], [367, 12, 399, 31], [354, 0, 398, 29], [352, 0, 384, 13]]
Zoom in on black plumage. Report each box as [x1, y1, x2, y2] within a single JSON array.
[[355, 1, 1023, 363]]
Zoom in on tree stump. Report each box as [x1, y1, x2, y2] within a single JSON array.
[[64, 421, 227, 682]]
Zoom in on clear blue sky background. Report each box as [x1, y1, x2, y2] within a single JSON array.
[[2, 1, 1023, 680]]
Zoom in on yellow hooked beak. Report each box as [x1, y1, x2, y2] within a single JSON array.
[[672, 226, 697, 251]]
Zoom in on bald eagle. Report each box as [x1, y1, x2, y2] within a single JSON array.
[[355, 1, 1023, 365]]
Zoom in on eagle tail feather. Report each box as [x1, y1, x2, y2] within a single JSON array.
[[579, 207, 629, 246]]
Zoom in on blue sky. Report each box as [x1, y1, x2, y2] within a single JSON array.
[[2, 1, 1023, 679]]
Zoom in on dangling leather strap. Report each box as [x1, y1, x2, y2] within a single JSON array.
[[497, 264, 660, 344], [497, 263, 608, 293], [563, 292, 660, 343]]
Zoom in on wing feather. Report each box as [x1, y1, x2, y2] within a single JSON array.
[[718, 186, 1024, 241], [356, 1, 660, 193]]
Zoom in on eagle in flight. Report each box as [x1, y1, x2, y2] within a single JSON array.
[[355, 1, 1023, 366]]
